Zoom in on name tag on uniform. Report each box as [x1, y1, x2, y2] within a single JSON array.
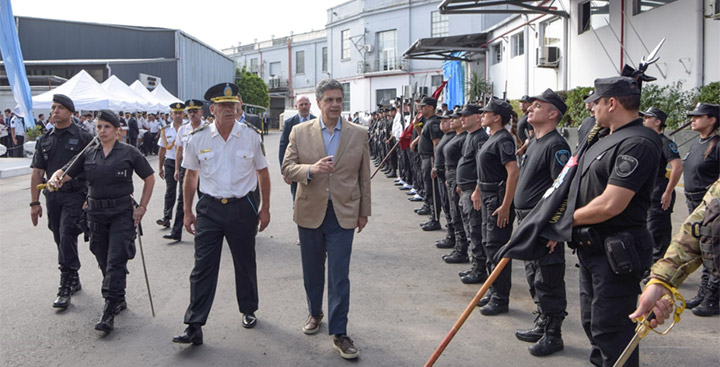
[[200, 148, 212, 153]]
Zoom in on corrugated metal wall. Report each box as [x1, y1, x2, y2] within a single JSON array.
[[175, 32, 235, 101]]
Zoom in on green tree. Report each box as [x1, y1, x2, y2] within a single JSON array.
[[466, 72, 492, 102], [235, 67, 269, 108]]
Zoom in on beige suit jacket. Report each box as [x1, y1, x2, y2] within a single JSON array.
[[281, 117, 371, 229]]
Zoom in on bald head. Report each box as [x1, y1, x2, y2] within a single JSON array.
[[296, 96, 311, 118]]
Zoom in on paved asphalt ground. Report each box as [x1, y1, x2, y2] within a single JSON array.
[[0, 131, 718, 366]]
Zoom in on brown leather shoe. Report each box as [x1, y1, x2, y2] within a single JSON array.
[[333, 335, 359, 359], [302, 312, 323, 335]]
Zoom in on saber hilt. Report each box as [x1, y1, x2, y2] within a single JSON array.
[[38, 136, 99, 191]]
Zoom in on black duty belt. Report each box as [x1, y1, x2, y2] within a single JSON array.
[[201, 193, 246, 204], [479, 181, 504, 192], [87, 195, 132, 209], [685, 190, 706, 202], [445, 165, 457, 170], [458, 183, 476, 191], [57, 179, 87, 193], [420, 153, 433, 158]]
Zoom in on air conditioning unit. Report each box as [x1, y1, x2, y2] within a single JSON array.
[[536, 46, 560, 68]]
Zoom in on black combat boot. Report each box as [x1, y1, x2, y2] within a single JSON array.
[[95, 299, 118, 333], [173, 324, 204, 345], [476, 293, 492, 307], [69, 271, 82, 294], [692, 285, 719, 317], [435, 235, 455, 249], [53, 272, 72, 309], [515, 313, 547, 342], [529, 313, 565, 356], [685, 281, 707, 309], [443, 250, 469, 264]]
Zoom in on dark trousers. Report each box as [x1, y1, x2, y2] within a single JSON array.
[[647, 185, 674, 263], [45, 190, 85, 273], [87, 203, 136, 301], [388, 142, 398, 173], [128, 135, 138, 148], [412, 151, 423, 193], [481, 188, 514, 304], [162, 159, 178, 221], [421, 156, 440, 218], [12, 135, 24, 157], [577, 229, 652, 367], [298, 202, 354, 336], [171, 167, 186, 237], [0, 135, 11, 157], [517, 209, 566, 316], [437, 172, 453, 236], [459, 189, 485, 266], [446, 173, 468, 253], [184, 196, 259, 325]]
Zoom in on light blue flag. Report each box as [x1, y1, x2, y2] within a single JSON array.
[[442, 53, 465, 109], [0, 0, 33, 122]]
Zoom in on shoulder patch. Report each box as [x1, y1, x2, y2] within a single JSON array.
[[668, 141, 679, 154], [615, 155, 639, 178], [555, 149, 570, 166], [244, 121, 262, 135], [501, 140, 515, 156], [190, 123, 209, 135]]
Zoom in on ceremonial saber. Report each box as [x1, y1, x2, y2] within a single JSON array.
[[370, 139, 401, 179], [37, 136, 98, 191], [425, 257, 510, 367], [136, 222, 156, 317]]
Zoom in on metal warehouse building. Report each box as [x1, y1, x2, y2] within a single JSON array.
[[1, 16, 234, 103]]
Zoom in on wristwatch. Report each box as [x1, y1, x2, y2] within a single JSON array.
[[29, 201, 41, 207]]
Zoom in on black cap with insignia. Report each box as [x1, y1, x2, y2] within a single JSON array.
[[460, 104, 483, 116], [480, 98, 513, 122], [204, 82, 240, 103], [185, 99, 204, 110], [639, 107, 668, 125], [529, 88, 567, 115], [170, 102, 186, 112], [418, 96, 437, 107], [584, 76, 640, 104], [686, 103, 719, 120], [52, 94, 75, 113], [96, 109, 120, 127]]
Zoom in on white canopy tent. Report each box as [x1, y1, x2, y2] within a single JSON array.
[[150, 82, 183, 106], [31, 70, 126, 111], [129, 81, 170, 112], [101, 75, 160, 112]]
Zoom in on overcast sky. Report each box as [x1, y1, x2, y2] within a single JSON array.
[[10, 0, 341, 51]]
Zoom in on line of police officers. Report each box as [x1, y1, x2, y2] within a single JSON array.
[[369, 78, 719, 365]]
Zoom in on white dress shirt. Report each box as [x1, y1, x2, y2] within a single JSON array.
[[158, 125, 180, 160]]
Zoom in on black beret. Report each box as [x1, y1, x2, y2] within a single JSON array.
[[52, 94, 75, 113], [204, 82, 240, 103], [96, 109, 120, 127], [529, 88, 568, 115], [185, 99, 204, 110], [585, 76, 640, 103]]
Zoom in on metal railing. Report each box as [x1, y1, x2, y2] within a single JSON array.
[[357, 57, 409, 74]]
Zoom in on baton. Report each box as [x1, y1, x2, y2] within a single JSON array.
[[136, 222, 156, 317], [37, 136, 99, 191], [668, 121, 691, 136], [370, 139, 401, 179]]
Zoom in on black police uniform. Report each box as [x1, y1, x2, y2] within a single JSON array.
[[31, 122, 93, 304], [514, 130, 570, 323], [647, 134, 681, 263], [65, 140, 153, 304], [419, 115, 443, 222], [456, 128, 489, 280], [476, 128, 516, 306], [572, 119, 661, 367], [516, 113, 534, 145], [411, 125, 424, 197], [434, 129, 456, 239], [443, 131, 469, 259], [127, 117, 139, 147]]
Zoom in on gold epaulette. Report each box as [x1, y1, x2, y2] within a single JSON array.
[[190, 123, 210, 135], [244, 121, 262, 135]]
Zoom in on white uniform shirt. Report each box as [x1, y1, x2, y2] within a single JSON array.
[[392, 112, 404, 138], [182, 122, 268, 198], [158, 125, 180, 160], [175, 122, 199, 148], [148, 120, 160, 133]]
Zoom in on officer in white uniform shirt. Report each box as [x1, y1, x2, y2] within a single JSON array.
[[156, 103, 184, 230], [172, 82, 270, 345]]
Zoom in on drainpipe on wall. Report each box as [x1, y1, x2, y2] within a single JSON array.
[[696, 0, 705, 87], [523, 14, 529, 95], [562, 13, 568, 91], [620, 0, 625, 71], [288, 38, 294, 105]]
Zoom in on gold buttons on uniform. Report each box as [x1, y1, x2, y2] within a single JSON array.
[[221, 198, 228, 204]]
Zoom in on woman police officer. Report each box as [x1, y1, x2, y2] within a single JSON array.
[[49, 109, 155, 333]]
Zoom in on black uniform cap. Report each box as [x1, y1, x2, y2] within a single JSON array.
[[52, 94, 75, 113], [460, 104, 483, 116], [185, 99, 204, 110], [96, 109, 120, 127], [480, 98, 513, 122], [639, 107, 668, 125], [529, 88, 567, 115], [204, 82, 240, 103], [519, 95, 531, 103], [584, 76, 640, 104], [686, 103, 719, 120], [170, 102, 186, 112], [418, 96, 437, 107]]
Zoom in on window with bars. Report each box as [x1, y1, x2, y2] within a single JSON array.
[[431, 11, 449, 37], [250, 58, 259, 74], [491, 43, 503, 65]]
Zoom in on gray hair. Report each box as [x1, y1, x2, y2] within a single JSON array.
[[315, 79, 344, 100]]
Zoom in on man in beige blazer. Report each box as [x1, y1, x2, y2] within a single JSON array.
[[281, 79, 371, 360]]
